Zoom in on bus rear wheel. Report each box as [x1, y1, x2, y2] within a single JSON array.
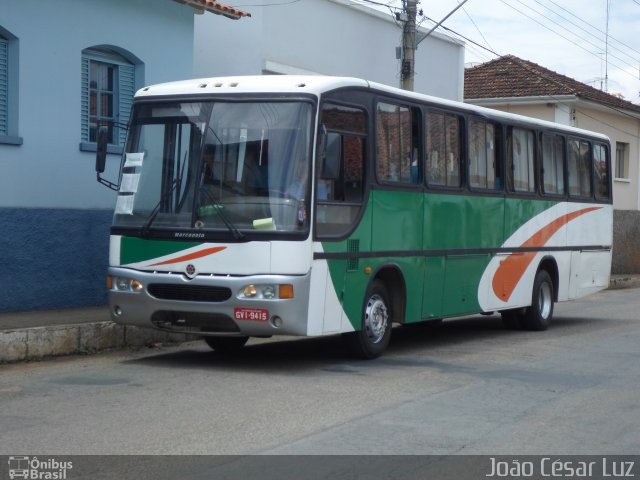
[[521, 270, 554, 331], [204, 336, 249, 353], [344, 279, 392, 359]]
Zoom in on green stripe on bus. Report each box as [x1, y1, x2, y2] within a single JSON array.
[[120, 237, 201, 266], [322, 190, 560, 330]]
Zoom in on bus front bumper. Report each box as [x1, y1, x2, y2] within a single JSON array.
[[107, 267, 311, 337]]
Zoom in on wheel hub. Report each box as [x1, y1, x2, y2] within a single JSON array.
[[364, 294, 388, 343], [538, 281, 552, 319]]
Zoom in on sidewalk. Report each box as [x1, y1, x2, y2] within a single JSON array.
[[2, 275, 639, 363], [0, 306, 196, 363]]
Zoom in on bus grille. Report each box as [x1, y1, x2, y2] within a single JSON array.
[[147, 284, 232, 302]]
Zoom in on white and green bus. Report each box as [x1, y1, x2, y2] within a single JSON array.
[[96, 75, 612, 359]]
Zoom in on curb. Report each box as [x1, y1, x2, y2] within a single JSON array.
[[608, 276, 640, 290], [0, 321, 199, 363]]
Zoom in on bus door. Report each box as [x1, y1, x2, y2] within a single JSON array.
[[314, 102, 369, 334]]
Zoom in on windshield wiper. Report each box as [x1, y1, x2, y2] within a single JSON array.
[[140, 178, 180, 238], [141, 147, 192, 238], [198, 186, 245, 240]]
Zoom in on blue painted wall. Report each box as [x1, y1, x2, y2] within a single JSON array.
[[0, 209, 112, 312], [0, 0, 200, 312]]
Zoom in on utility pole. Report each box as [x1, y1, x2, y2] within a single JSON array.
[[401, 0, 470, 91], [401, 0, 418, 91]]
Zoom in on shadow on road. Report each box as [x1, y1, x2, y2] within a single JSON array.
[[124, 312, 616, 373]]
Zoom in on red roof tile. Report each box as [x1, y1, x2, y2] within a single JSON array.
[[174, 0, 251, 19], [464, 55, 640, 114]]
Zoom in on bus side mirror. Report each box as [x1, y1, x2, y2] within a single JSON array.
[[95, 126, 109, 173], [95, 125, 120, 191]]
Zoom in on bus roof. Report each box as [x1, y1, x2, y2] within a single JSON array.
[[135, 75, 610, 142], [135, 75, 369, 98]]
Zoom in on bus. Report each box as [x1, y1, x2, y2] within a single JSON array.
[[95, 75, 612, 359]]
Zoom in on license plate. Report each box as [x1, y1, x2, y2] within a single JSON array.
[[234, 307, 269, 322]]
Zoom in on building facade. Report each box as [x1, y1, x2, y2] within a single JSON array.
[[0, 0, 463, 313], [193, 0, 465, 101], [0, 0, 248, 312]]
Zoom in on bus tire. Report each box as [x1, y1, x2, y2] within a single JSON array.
[[204, 336, 249, 353], [344, 279, 392, 359], [521, 270, 554, 331]]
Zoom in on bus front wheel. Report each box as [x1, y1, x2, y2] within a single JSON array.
[[344, 279, 392, 359]]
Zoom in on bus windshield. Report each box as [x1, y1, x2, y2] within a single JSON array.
[[113, 100, 313, 238]]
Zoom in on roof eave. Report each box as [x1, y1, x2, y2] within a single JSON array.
[[466, 94, 640, 120], [174, 0, 251, 19], [575, 95, 640, 120], [465, 95, 578, 106]]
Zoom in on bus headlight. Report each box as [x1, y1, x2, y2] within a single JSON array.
[[262, 285, 276, 299], [243, 284, 258, 297], [115, 277, 130, 291], [238, 283, 294, 299], [110, 276, 144, 293]]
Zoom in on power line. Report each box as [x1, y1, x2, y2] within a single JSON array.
[[420, 18, 640, 138], [543, 0, 640, 59], [499, 0, 640, 84], [533, 0, 640, 65], [461, 5, 494, 54]]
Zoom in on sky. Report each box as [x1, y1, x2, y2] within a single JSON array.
[[368, 0, 640, 104]]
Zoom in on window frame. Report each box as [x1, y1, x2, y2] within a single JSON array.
[[507, 126, 537, 195], [468, 116, 502, 192], [315, 101, 369, 240], [615, 141, 629, 180], [374, 100, 422, 187], [593, 142, 611, 201], [567, 137, 593, 199], [425, 108, 463, 189], [540, 133, 566, 197], [80, 48, 136, 154], [0, 28, 22, 145]]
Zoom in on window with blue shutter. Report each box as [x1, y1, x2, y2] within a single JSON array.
[[0, 36, 8, 137], [81, 48, 137, 151]]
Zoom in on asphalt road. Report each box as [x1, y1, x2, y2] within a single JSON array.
[[1, 287, 639, 466]]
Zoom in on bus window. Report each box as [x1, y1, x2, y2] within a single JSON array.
[[316, 103, 367, 237], [568, 139, 592, 198], [542, 134, 565, 195], [508, 127, 535, 193], [426, 111, 461, 187], [469, 117, 500, 190], [376, 102, 420, 185], [593, 143, 610, 200]]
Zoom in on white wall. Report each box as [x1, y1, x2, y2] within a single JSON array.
[[193, 0, 464, 100], [0, 0, 195, 209]]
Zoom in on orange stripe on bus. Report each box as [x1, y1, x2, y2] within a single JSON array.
[[492, 207, 601, 302], [148, 246, 227, 266]]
